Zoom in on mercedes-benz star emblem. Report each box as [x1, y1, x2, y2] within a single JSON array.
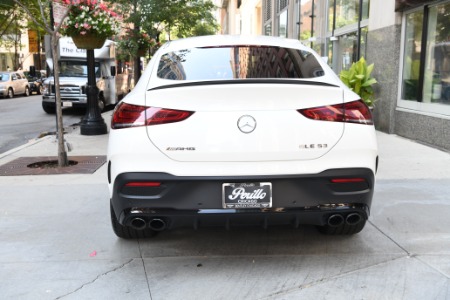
[[237, 115, 257, 133]]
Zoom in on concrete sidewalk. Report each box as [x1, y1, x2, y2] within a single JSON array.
[[0, 111, 449, 300]]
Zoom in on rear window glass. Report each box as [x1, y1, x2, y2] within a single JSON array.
[[157, 46, 325, 80]]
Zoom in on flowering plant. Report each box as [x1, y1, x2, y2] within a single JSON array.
[[118, 29, 161, 56], [59, 0, 120, 38], [136, 32, 157, 49]]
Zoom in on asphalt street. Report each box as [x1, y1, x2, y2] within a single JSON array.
[[0, 95, 83, 154], [0, 111, 449, 299]]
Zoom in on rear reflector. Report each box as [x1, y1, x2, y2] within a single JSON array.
[[330, 178, 366, 183], [298, 100, 373, 125], [111, 102, 194, 129], [125, 182, 162, 187]]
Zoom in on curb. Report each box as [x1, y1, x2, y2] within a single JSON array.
[[0, 135, 54, 160]]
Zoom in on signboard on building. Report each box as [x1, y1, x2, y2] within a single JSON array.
[[28, 30, 39, 53]]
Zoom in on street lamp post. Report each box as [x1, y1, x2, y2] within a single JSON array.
[[80, 49, 107, 135]]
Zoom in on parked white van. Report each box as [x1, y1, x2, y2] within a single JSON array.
[[42, 37, 131, 113]]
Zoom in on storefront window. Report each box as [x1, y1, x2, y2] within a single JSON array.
[[264, 23, 272, 36], [328, 0, 335, 32], [340, 32, 359, 70], [359, 27, 368, 61], [401, 11, 423, 101], [423, 2, 450, 104], [401, 1, 450, 104], [335, 0, 358, 28], [330, 0, 369, 29], [300, 0, 313, 42], [278, 10, 288, 37]]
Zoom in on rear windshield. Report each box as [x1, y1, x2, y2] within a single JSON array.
[[157, 46, 325, 80]]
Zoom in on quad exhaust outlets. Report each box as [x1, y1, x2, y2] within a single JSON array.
[[327, 213, 363, 227], [129, 217, 167, 231]]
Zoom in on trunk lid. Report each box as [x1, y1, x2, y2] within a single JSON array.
[[145, 82, 344, 162]]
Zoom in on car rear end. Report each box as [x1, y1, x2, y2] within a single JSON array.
[[107, 35, 377, 238]]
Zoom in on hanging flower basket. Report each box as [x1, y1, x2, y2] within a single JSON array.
[[72, 34, 107, 50], [60, 0, 120, 49]]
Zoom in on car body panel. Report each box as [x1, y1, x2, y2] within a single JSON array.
[[144, 83, 346, 162], [107, 35, 378, 236]]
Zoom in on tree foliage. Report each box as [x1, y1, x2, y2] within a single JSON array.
[[139, 0, 218, 40], [113, 0, 218, 82]]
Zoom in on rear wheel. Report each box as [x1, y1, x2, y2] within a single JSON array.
[[110, 202, 157, 239], [317, 219, 366, 235], [24, 86, 30, 97]]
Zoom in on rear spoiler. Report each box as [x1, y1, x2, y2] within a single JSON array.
[[148, 79, 339, 91]]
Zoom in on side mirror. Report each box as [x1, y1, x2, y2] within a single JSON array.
[[110, 66, 116, 76]]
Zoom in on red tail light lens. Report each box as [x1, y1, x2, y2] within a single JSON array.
[[111, 102, 194, 129], [330, 178, 366, 183], [298, 100, 373, 125], [125, 182, 162, 187]]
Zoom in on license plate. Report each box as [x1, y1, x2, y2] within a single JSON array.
[[222, 182, 272, 209], [62, 101, 73, 107]]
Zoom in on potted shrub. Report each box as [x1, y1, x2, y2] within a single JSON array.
[[339, 57, 378, 108]]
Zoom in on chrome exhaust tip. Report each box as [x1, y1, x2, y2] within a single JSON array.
[[346, 213, 362, 225], [327, 214, 344, 227], [130, 217, 147, 230], [149, 218, 167, 231]]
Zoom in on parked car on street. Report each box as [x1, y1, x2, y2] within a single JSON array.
[[0, 71, 30, 98], [23, 70, 46, 95], [108, 35, 378, 239]]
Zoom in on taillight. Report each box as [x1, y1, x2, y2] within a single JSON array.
[[111, 102, 194, 129], [125, 182, 162, 187], [330, 178, 366, 183], [298, 100, 373, 125]]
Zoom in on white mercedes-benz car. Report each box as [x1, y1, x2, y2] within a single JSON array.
[[107, 35, 378, 239]]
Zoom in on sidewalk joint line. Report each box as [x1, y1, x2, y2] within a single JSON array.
[[138, 239, 153, 299], [54, 259, 134, 299], [368, 220, 412, 256]]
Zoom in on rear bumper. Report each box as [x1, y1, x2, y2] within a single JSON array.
[[110, 168, 375, 229]]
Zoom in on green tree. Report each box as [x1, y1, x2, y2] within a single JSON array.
[[13, 0, 71, 167], [114, 0, 218, 82], [140, 0, 218, 40], [1, 0, 47, 69], [1, 0, 24, 69]]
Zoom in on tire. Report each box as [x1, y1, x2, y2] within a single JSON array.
[[7, 88, 14, 98], [110, 202, 157, 239], [38, 85, 44, 95], [317, 219, 366, 235], [42, 102, 56, 114], [24, 86, 30, 97]]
